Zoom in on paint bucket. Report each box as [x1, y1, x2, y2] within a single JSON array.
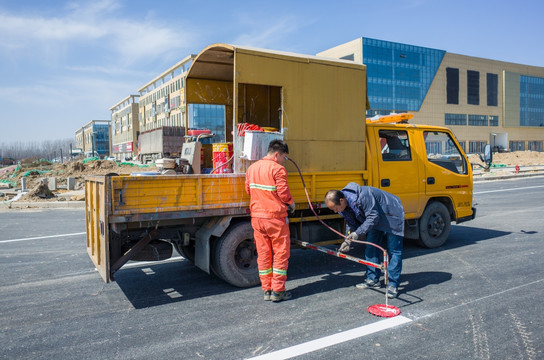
[[212, 143, 233, 173]]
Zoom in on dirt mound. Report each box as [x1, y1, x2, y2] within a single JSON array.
[[0, 159, 158, 194], [469, 150, 544, 167], [21, 179, 56, 201]]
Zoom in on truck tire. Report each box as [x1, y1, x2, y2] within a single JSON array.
[[212, 222, 260, 288], [418, 201, 451, 248]]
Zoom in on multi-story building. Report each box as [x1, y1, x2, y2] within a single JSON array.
[[78, 120, 111, 158], [318, 38, 544, 153], [110, 95, 139, 161], [74, 128, 85, 155], [138, 55, 194, 134], [136, 54, 227, 163]]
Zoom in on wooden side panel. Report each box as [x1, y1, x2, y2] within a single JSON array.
[[85, 176, 111, 282]]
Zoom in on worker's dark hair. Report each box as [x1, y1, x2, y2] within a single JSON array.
[[324, 190, 345, 205], [267, 139, 289, 154]]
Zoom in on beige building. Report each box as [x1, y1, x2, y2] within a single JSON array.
[[138, 54, 195, 133], [318, 38, 544, 153], [74, 120, 111, 158], [110, 95, 140, 161]]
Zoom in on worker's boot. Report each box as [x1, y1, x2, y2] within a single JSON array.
[[271, 290, 292, 302], [264, 290, 272, 301]]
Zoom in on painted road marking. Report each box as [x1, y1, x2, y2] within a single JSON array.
[[246, 315, 412, 360], [247, 278, 544, 360], [0, 231, 86, 243], [474, 184, 544, 195], [120, 256, 184, 269]]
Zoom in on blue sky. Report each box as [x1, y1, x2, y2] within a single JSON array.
[[1, 0, 543, 144]]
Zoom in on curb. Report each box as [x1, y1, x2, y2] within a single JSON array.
[[473, 170, 544, 182], [2, 201, 85, 209]]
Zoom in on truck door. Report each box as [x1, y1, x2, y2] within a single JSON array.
[[374, 128, 421, 218], [422, 131, 473, 218]]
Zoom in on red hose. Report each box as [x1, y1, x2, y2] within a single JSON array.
[[287, 157, 388, 257]]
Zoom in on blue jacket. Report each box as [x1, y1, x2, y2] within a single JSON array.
[[340, 183, 405, 237]]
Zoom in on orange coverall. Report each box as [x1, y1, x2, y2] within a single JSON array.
[[245, 155, 293, 292]]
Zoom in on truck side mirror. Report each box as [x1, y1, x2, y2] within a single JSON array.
[[483, 144, 492, 165], [478, 144, 493, 170]]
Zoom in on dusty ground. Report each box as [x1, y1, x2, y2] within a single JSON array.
[[0, 158, 157, 202], [467, 150, 544, 167]]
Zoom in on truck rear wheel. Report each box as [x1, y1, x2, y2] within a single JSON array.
[[212, 222, 259, 288], [418, 201, 451, 248]]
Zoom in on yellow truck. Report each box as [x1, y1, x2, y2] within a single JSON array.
[[86, 44, 476, 287]]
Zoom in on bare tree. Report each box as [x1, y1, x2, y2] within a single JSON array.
[[0, 138, 74, 162]]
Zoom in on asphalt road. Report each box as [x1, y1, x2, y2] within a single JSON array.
[[1, 176, 543, 360]]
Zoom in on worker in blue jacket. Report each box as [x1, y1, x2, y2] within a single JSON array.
[[324, 183, 404, 298]]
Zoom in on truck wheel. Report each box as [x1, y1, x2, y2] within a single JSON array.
[[212, 222, 259, 288], [418, 201, 451, 248]]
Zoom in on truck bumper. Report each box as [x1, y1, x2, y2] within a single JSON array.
[[456, 207, 476, 224]]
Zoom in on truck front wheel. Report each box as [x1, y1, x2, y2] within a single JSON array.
[[212, 222, 260, 287], [418, 201, 451, 248]]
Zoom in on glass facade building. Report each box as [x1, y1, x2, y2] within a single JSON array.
[[363, 38, 445, 114], [520, 75, 544, 127]]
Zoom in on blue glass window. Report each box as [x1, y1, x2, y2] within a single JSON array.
[[489, 115, 499, 126], [445, 113, 467, 125], [520, 75, 544, 127], [468, 114, 487, 126], [487, 73, 498, 106], [188, 104, 226, 143], [363, 38, 445, 112], [467, 70, 480, 105]]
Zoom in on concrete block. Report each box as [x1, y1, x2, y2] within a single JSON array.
[[67, 177, 76, 190], [21, 177, 27, 191], [47, 177, 57, 191]]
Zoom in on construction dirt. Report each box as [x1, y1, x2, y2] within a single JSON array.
[[0, 159, 157, 202], [467, 150, 544, 167]]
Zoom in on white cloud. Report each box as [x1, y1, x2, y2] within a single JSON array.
[[230, 14, 304, 50], [0, 0, 197, 66]]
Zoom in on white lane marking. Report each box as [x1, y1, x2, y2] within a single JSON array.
[[0, 232, 86, 243], [474, 185, 544, 195], [120, 256, 184, 269], [247, 278, 544, 360], [246, 315, 412, 360]]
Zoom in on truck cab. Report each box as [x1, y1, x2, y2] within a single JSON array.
[[366, 114, 474, 248]]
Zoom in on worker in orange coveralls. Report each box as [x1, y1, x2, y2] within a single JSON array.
[[245, 140, 295, 302]]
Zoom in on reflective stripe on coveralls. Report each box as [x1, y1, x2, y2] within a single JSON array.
[[249, 183, 277, 191]]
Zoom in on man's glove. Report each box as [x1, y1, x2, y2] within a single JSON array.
[[287, 202, 295, 214], [346, 232, 359, 240], [339, 239, 352, 253]]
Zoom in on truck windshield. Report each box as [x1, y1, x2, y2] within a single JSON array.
[[424, 131, 467, 174]]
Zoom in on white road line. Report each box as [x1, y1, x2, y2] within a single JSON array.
[[120, 256, 184, 269], [474, 185, 544, 195], [246, 315, 412, 360], [0, 232, 86, 243]]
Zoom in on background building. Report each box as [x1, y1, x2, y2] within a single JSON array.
[[79, 120, 111, 158], [318, 38, 544, 153], [74, 128, 85, 155], [110, 95, 140, 161]]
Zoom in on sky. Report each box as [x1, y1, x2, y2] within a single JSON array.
[[1, 0, 543, 144]]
